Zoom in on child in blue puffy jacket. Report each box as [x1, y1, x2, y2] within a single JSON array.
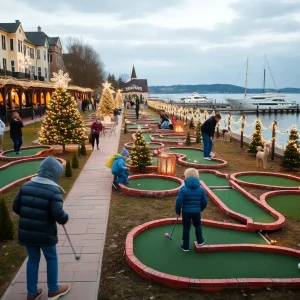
[[175, 168, 208, 252], [111, 148, 130, 189]]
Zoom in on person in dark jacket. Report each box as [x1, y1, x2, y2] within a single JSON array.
[[135, 98, 140, 119], [10, 112, 23, 154], [175, 168, 208, 252], [91, 118, 103, 150], [13, 156, 70, 300], [111, 148, 130, 189], [0, 100, 6, 123], [200, 113, 221, 160], [113, 108, 120, 125]]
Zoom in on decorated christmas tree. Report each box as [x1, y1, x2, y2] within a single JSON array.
[[281, 126, 300, 170], [39, 70, 87, 153], [97, 81, 115, 116], [130, 130, 152, 170], [248, 119, 263, 153], [115, 89, 123, 109], [196, 119, 202, 144]]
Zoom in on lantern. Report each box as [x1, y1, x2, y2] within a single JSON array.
[[174, 121, 184, 133], [157, 154, 176, 176]]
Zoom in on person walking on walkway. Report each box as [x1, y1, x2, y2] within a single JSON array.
[[91, 118, 103, 150], [10, 112, 23, 154], [0, 118, 5, 152], [201, 113, 221, 160], [113, 108, 120, 125], [13, 156, 70, 300], [135, 97, 140, 119]]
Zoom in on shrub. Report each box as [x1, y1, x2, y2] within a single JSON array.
[[72, 152, 79, 168], [65, 159, 73, 177]]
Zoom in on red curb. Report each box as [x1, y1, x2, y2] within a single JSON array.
[[230, 171, 300, 190], [126, 218, 300, 291], [0, 157, 66, 194], [0, 146, 54, 161], [164, 147, 228, 169]]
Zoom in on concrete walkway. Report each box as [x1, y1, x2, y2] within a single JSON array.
[[2, 122, 121, 299]]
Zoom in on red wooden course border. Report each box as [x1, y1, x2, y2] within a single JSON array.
[[150, 133, 197, 146], [0, 146, 54, 161], [0, 157, 66, 194], [126, 218, 300, 291], [166, 147, 228, 169], [119, 174, 184, 197], [230, 171, 300, 190]]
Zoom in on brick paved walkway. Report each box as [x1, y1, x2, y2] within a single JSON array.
[[2, 122, 121, 300]]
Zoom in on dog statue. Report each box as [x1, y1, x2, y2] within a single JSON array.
[[256, 143, 271, 169], [221, 129, 232, 143]]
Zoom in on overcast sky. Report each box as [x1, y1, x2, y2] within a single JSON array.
[[1, 0, 300, 88]]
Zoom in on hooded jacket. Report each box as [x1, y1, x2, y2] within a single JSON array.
[[175, 177, 208, 215], [111, 156, 127, 175], [13, 156, 68, 247]]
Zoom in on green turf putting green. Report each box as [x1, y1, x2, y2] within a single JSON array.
[[164, 148, 220, 165], [213, 189, 276, 223], [128, 177, 180, 191], [142, 133, 152, 143], [266, 194, 300, 221], [127, 142, 162, 149], [199, 173, 229, 186], [155, 136, 186, 142], [0, 160, 42, 189], [133, 224, 300, 279], [2, 147, 48, 157], [236, 174, 300, 187]]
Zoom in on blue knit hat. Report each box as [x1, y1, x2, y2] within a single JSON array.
[[121, 148, 130, 157]]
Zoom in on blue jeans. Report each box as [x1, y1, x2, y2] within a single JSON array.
[[113, 170, 129, 184], [182, 212, 204, 250], [202, 132, 213, 157], [12, 136, 22, 153], [26, 245, 59, 296], [161, 121, 169, 129]]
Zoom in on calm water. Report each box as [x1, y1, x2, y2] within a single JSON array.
[[150, 93, 300, 146]]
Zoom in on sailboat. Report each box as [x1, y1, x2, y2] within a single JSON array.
[[226, 57, 297, 110]]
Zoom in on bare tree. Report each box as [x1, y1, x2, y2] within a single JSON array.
[[63, 37, 105, 89]]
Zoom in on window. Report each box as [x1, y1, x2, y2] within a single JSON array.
[[2, 58, 7, 70], [11, 61, 15, 73], [38, 67, 41, 77], [24, 45, 26, 55], [43, 50, 47, 60], [31, 66, 35, 75], [30, 48, 34, 59], [45, 67, 48, 78], [27, 47, 30, 56], [37, 49, 40, 59], [18, 40, 22, 53], [1, 35, 6, 50], [10, 39, 14, 51]]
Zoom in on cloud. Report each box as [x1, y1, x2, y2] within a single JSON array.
[[1, 0, 300, 87]]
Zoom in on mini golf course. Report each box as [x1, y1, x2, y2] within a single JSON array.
[[119, 174, 183, 197], [126, 219, 300, 291], [164, 147, 228, 169], [0, 157, 65, 193], [0, 146, 53, 161], [231, 171, 300, 190]]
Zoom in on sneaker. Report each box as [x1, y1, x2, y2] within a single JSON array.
[[112, 182, 118, 190], [124, 181, 130, 185], [48, 285, 70, 300], [196, 240, 206, 246], [16, 152, 19, 155], [27, 289, 43, 300], [179, 245, 189, 252], [203, 157, 211, 161]]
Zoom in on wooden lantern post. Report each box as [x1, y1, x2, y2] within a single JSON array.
[[157, 154, 176, 176], [174, 120, 184, 133]]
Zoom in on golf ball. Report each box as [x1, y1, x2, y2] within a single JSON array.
[[298, 263, 300, 270], [165, 233, 169, 238], [137, 184, 142, 187]]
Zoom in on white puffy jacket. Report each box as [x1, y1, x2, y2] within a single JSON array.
[[0, 120, 5, 135]]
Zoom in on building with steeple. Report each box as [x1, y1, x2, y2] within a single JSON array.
[[120, 65, 148, 99]]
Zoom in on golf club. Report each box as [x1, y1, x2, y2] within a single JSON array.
[[165, 216, 179, 241], [62, 225, 81, 261]]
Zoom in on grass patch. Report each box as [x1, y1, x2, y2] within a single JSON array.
[[0, 114, 91, 297], [99, 108, 300, 300]]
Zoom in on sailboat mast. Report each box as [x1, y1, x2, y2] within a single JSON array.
[[244, 58, 248, 99], [263, 68, 266, 93]]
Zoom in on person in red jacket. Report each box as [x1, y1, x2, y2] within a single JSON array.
[[91, 118, 103, 150]]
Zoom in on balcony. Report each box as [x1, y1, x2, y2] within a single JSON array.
[[0, 69, 44, 81]]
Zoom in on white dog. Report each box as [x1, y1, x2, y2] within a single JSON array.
[[221, 129, 232, 143], [256, 143, 271, 169]]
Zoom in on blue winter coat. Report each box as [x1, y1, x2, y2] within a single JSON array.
[[13, 156, 68, 247], [111, 156, 127, 175], [175, 177, 208, 215]]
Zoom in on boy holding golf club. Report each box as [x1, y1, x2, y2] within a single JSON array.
[[175, 168, 208, 252], [13, 156, 70, 300]]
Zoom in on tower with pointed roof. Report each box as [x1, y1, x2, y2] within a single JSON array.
[[131, 65, 137, 79]]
